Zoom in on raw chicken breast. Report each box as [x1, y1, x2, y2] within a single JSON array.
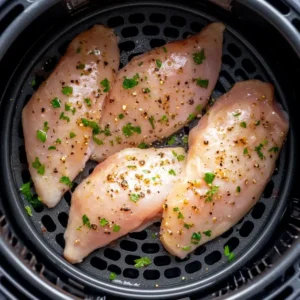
[[91, 22, 225, 162], [160, 80, 289, 258], [64, 147, 186, 263], [22, 25, 119, 208]]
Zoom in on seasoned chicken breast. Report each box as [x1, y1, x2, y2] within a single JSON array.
[[64, 147, 186, 263], [22, 25, 119, 208], [91, 22, 225, 162], [160, 80, 289, 258]]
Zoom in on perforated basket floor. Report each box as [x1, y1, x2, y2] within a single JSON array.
[[1, 2, 294, 298]]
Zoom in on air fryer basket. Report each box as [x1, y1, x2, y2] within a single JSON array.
[[0, 1, 299, 299]]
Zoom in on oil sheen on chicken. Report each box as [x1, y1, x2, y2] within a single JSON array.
[[22, 25, 119, 208], [91, 22, 225, 162], [64, 147, 186, 263], [160, 80, 289, 258]]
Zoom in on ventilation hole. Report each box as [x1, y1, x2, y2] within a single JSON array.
[[128, 52, 143, 62], [239, 221, 254, 237], [242, 58, 256, 73], [265, 0, 290, 15], [225, 237, 239, 252], [58, 40, 70, 56], [255, 75, 264, 81], [120, 240, 138, 252], [125, 254, 140, 265], [149, 13, 166, 23], [175, 255, 190, 263], [18, 145, 27, 164], [107, 16, 124, 28], [222, 55, 235, 68], [0, 4, 24, 35], [104, 248, 121, 261], [221, 227, 233, 238], [128, 13, 145, 24], [55, 233, 65, 249], [90, 257, 107, 270], [190, 21, 203, 32], [71, 182, 78, 192], [107, 264, 122, 275], [164, 267, 181, 279], [164, 27, 179, 38], [183, 31, 193, 39], [170, 16, 186, 27], [234, 69, 249, 81], [183, 126, 190, 135], [194, 245, 206, 256], [119, 41, 135, 52], [220, 70, 235, 86], [205, 251, 222, 265], [150, 38, 166, 48], [141, 243, 160, 254], [185, 261, 201, 274], [121, 26, 139, 38], [154, 255, 171, 266], [273, 287, 293, 300], [58, 212, 69, 228], [264, 180, 274, 198], [21, 170, 31, 183], [129, 231, 147, 240], [88, 168, 94, 175], [144, 269, 160, 280], [41, 215, 56, 232], [143, 25, 159, 36], [18, 121, 24, 138], [33, 202, 44, 213], [252, 202, 266, 219], [153, 221, 161, 227], [215, 81, 226, 94], [123, 268, 139, 279], [64, 191, 71, 206], [292, 19, 300, 32], [228, 43, 242, 57], [44, 57, 58, 72]]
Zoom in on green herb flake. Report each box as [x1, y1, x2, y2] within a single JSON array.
[[109, 272, 116, 281], [182, 136, 188, 145], [193, 49, 206, 65], [168, 136, 176, 146], [203, 230, 212, 237], [188, 113, 196, 122], [255, 143, 266, 160], [76, 47, 81, 53], [191, 232, 201, 244], [77, 63, 85, 70], [182, 245, 191, 251], [32, 157, 45, 175], [224, 245, 235, 262], [177, 155, 185, 162], [255, 120, 261, 126], [224, 245, 230, 256], [51, 97, 61, 108], [84, 98, 92, 106], [37, 130, 47, 143], [134, 257, 152, 268], [99, 218, 109, 227], [196, 78, 209, 89], [196, 104, 202, 112], [163, 46, 167, 53], [151, 233, 157, 239], [205, 185, 219, 202], [65, 103, 71, 111], [143, 87, 151, 93], [48, 146, 56, 150], [184, 223, 193, 229], [123, 73, 139, 89], [240, 122, 247, 128], [116, 136, 122, 144], [130, 193, 141, 203], [138, 142, 148, 149], [169, 169, 176, 176], [31, 78, 36, 87], [92, 136, 103, 145], [100, 78, 110, 92], [156, 59, 162, 69], [113, 224, 121, 232], [236, 186, 241, 193], [62, 86, 73, 96], [118, 113, 124, 119], [55, 138, 62, 144], [25, 206, 32, 216], [269, 146, 279, 153], [172, 150, 178, 157], [244, 148, 249, 155], [148, 116, 155, 129], [59, 176, 73, 188], [173, 207, 179, 212], [70, 132, 76, 139], [81, 118, 100, 134], [59, 112, 70, 123], [122, 123, 141, 137], [138, 62, 143, 66], [20, 182, 42, 209], [233, 111, 241, 117], [204, 172, 215, 185], [228, 252, 236, 262], [82, 214, 91, 228], [161, 115, 168, 122], [178, 212, 184, 219]]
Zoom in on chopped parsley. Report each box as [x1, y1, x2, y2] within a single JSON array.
[[81, 118, 100, 134], [172, 150, 178, 157], [233, 111, 241, 117], [32, 157, 45, 175], [25, 206, 32, 216], [48, 146, 56, 150], [196, 104, 202, 112], [191, 232, 201, 244], [130, 193, 140, 203], [59, 176, 73, 188], [123, 73, 139, 89], [76, 47, 81, 53], [236, 186, 241, 193], [193, 49, 206, 65], [187, 113, 196, 121], [196, 78, 209, 88], [182, 245, 191, 251], [56, 138, 62, 144], [70, 132, 76, 138], [109, 272, 117, 281], [82, 214, 91, 228], [156, 59, 162, 68], [122, 123, 141, 137], [173, 207, 179, 212], [134, 257, 152, 268], [99, 218, 109, 227], [31, 78, 36, 87], [138, 62, 143, 66], [65, 103, 71, 111], [269, 146, 279, 153], [62, 86, 73, 96], [240, 122, 247, 128], [204, 172, 215, 185], [163, 46, 167, 53], [59, 112, 70, 123], [169, 169, 176, 176], [244, 148, 249, 155], [143, 87, 151, 93], [113, 224, 121, 232], [224, 245, 235, 262], [205, 185, 219, 202], [148, 116, 155, 129], [37, 124, 47, 142], [168, 136, 176, 146], [161, 115, 168, 122], [138, 142, 148, 149], [118, 113, 124, 119], [116, 136, 122, 144], [20, 182, 42, 208], [184, 223, 193, 229], [77, 63, 85, 70], [178, 212, 184, 219], [182, 135, 188, 144], [84, 98, 92, 106], [255, 120, 261, 126], [203, 230, 212, 237], [51, 97, 61, 108], [100, 78, 110, 92], [255, 143, 266, 160], [177, 155, 185, 162]]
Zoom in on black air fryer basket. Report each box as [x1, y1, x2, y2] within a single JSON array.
[[0, 0, 299, 299]]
